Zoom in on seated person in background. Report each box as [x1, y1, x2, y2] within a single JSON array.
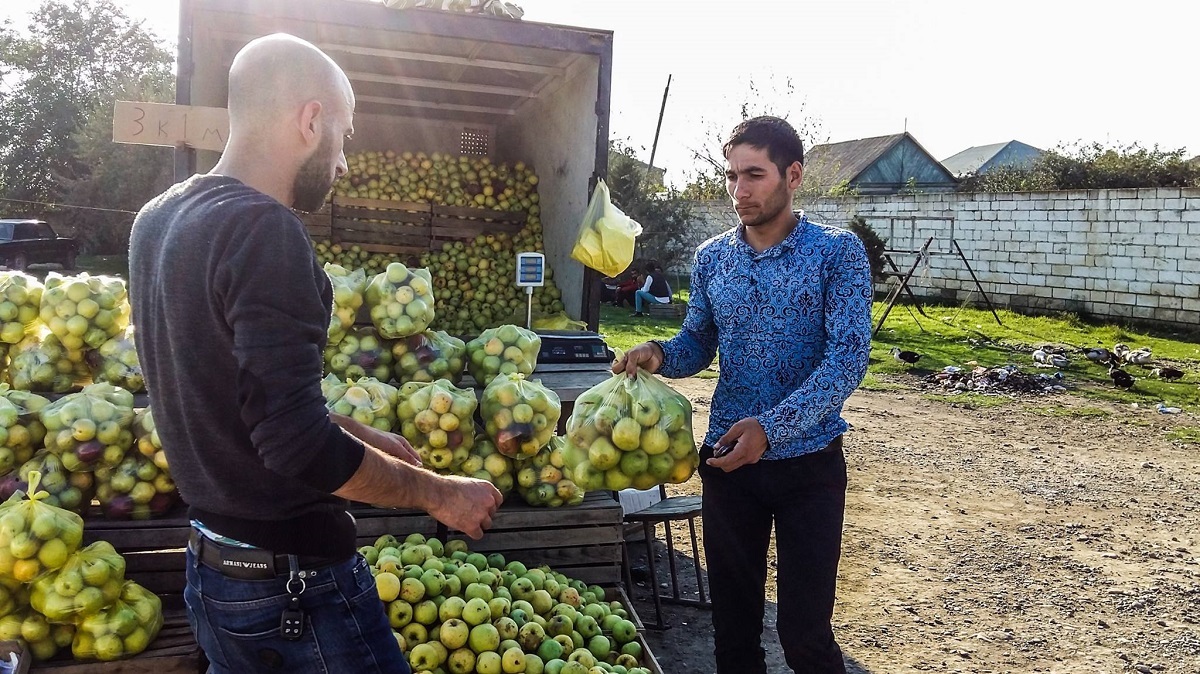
[[600, 276, 621, 305], [632, 262, 671, 316], [613, 269, 644, 308]]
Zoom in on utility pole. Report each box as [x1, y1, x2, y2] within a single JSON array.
[[647, 74, 672, 184]]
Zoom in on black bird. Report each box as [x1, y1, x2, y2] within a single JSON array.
[[891, 347, 921, 364], [1108, 365, 1134, 389], [1152, 366, 1185, 381]]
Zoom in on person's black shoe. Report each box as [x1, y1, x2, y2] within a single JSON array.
[[631, 312, 644, 317]]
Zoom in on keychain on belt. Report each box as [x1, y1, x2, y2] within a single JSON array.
[[281, 556, 306, 640]]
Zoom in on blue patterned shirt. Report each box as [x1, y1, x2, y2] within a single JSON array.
[[657, 214, 873, 460]]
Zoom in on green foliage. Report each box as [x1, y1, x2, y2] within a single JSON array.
[[607, 140, 694, 273], [0, 0, 174, 252], [679, 173, 725, 201], [845, 215, 887, 283], [960, 141, 1200, 192]]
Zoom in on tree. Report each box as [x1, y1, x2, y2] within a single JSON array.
[[959, 141, 1200, 193], [845, 215, 887, 284], [681, 74, 827, 202], [607, 140, 695, 274], [0, 0, 174, 251]]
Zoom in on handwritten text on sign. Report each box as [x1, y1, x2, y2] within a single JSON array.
[[112, 101, 230, 152]]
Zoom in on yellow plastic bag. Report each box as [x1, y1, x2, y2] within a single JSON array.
[[0, 605, 74, 661], [391, 330, 466, 385], [39, 384, 136, 472], [0, 271, 44, 345], [456, 438, 515, 497], [0, 471, 86, 583], [324, 263, 368, 346], [72, 580, 163, 661], [563, 369, 699, 492], [30, 540, 126, 624], [571, 179, 642, 278], [324, 376, 398, 432], [465, 324, 540, 387], [0, 387, 49, 476]]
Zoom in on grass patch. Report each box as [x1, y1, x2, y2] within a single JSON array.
[[922, 393, 1012, 409], [858, 373, 909, 392], [1164, 427, 1200, 445], [1029, 405, 1111, 418], [597, 305, 683, 354]]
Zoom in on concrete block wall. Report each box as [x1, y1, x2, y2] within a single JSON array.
[[684, 187, 1200, 328], [807, 187, 1200, 327]]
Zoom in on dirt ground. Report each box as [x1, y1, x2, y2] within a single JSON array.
[[630, 376, 1200, 674]]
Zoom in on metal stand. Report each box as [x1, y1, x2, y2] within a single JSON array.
[[873, 235, 1001, 336], [525, 286, 534, 330]]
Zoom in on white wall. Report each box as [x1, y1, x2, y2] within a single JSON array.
[[687, 187, 1200, 327]]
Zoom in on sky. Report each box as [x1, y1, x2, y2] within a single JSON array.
[[3, 0, 1197, 187]]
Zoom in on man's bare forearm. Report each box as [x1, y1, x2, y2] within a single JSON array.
[[334, 445, 442, 510]]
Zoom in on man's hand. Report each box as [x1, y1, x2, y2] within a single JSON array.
[[427, 475, 504, 540], [707, 417, 769, 472], [332, 414, 422, 467], [613, 341, 664, 378]]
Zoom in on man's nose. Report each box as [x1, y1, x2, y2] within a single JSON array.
[[335, 151, 348, 178]]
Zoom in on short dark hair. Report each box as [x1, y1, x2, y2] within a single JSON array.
[[722, 116, 804, 176]]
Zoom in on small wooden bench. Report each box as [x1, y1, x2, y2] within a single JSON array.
[[645, 302, 686, 319]]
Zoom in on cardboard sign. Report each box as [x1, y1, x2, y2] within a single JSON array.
[[112, 101, 230, 151]]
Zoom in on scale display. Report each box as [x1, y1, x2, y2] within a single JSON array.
[[515, 252, 545, 287]]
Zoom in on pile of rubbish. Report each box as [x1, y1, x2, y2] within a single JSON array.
[[923, 364, 1067, 395]]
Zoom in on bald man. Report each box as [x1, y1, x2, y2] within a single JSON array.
[[129, 34, 501, 673]]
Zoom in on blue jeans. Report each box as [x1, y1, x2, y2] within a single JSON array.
[[184, 546, 410, 674], [635, 290, 665, 312]]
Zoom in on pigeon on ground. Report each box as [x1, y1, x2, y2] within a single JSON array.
[[891, 347, 921, 364]]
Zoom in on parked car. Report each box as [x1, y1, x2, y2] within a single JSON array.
[[0, 219, 77, 271]]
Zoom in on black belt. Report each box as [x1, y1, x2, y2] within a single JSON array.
[[189, 530, 345, 581]]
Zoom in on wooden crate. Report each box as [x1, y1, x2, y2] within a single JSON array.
[[296, 203, 333, 240], [82, 509, 191, 599], [430, 204, 525, 243], [332, 197, 432, 256], [444, 491, 624, 586]]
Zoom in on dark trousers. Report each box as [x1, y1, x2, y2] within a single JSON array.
[[699, 441, 847, 674]]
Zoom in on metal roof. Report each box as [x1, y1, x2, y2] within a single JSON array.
[[804, 133, 906, 188], [941, 140, 1043, 177]]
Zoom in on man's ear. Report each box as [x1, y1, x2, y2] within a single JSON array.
[[298, 100, 324, 146], [787, 161, 804, 191]]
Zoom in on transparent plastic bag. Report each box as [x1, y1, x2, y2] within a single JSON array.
[[456, 437, 515, 497], [132, 408, 169, 476], [72, 580, 162, 661], [6, 331, 91, 393], [94, 452, 179, 520], [0, 471, 86, 583], [514, 435, 585, 507], [396, 379, 477, 472], [480, 373, 560, 460], [324, 376, 398, 432], [571, 179, 642, 278], [365, 263, 435, 338], [85, 327, 144, 392], [0, 271, 44, 345], [38, 384, 136, 473], [465, 324, 540, 387], [39, 273, 130, 351], [564, 369, 698, 492], [325, 263, 368, 346], [30, 540, 126, 624], [391, 330, 466, 385], [0, 387, 48, 477], [323, 327, 394, 381]]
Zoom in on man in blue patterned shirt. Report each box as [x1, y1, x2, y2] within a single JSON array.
[[615, 116, 873, 673]]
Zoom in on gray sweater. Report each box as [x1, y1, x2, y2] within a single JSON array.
[[129, 175, 364, 558]]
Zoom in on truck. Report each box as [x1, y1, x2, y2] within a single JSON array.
[[0, 218, 78, 271], [175, 0, 612, 332]]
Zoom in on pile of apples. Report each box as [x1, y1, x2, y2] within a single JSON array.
[[314, 241, 406, 276], [85, 328, 144, 393], [336, 151, 539, 212], [514, 437, 585, 508], [39, 383, 136, 474], [94, 452, 179, 521], [7, 332, 89, 393], [366, 533, 654, 674]]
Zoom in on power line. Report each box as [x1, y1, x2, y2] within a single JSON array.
[[0, 197, 138, 216]]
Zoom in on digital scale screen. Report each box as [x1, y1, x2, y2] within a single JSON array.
[[515, 252, 545, 287]]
